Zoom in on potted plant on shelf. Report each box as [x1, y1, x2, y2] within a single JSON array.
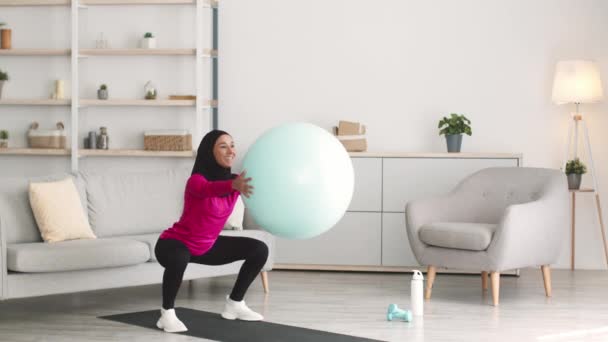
[[0, 22, 11, 49], [141, 32, 156, 49], [438, 113, 472, 153], [0, 69, 8, 99], [98, 84, 109, 100], [0, 130, 8, 148], [144, 81, 157, 100], [565, 158, 587, 190]]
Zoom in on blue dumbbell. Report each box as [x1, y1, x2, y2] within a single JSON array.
[[386, 304, 412, 322]]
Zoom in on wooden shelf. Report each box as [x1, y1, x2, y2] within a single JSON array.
[[0, 49, 71, 56], [80, 149, 194, 158], [81, 0, 195, 4], [0, 99, 71, 106], [0, 0, 218, 6], [0, 148, 70, 156], [79, 99, 196, 107], [80, 48, 196, 56], [0, 0, 69, 6], [79, 48, 216, 57]]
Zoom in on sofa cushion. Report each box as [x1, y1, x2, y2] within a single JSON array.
[[125, 233, 161, 261], [82, 168, 190, 237], [29, 177, 96, 243], [0, 173, 87, 244], [419, 222, 498, 251], [7, 238, 150, 273], [125, 229, 273, 262], [223, 196, 245, 230]]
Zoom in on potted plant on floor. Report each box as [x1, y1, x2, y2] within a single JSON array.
[[0, 69, 8, 99], [141, 32, 156, 49], [438, 113, 472, 153], [565, 158, 587, 190], [98, 84, 109, 100], [0, 130, 8, 148]]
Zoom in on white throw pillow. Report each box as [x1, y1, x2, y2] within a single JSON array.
[[224, 196, 244, 230], [29, 177, 97, 243]]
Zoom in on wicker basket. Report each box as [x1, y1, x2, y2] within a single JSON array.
[[28, 122, 67, 149], [144, 130, 192, 151]]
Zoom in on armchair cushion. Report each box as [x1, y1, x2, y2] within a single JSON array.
[[419, 222, 498, 251]]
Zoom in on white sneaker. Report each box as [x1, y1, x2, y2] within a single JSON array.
[[156, 308, 188, 333], [221, 295, 264, 321]]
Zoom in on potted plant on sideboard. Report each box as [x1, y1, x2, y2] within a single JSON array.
[[438, 113, 472, 153], [565, 158, 587, 190], [0, 130, 8, 148], [0, 69, 8, 99]]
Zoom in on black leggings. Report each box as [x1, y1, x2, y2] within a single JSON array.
[[155, 236, 269, 310]]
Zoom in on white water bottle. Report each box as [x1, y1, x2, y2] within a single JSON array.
[[411, 270, 424, 316]]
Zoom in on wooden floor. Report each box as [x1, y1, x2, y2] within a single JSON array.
[[1, 269, 608, 341]]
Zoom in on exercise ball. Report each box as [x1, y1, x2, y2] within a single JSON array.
[[242, 122, 354, 239]]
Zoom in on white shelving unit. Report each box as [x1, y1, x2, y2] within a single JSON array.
[[0, 0, 218, 170]]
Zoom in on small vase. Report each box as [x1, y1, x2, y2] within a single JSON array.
[[1, 29, 11, 49], [445, 134, 463, 153], [141, 37, 156, 49], [567, 174, 582, 190], [0, 139, 7, 148], [97, 89, 108, 100], [0, 80, 4, 99]]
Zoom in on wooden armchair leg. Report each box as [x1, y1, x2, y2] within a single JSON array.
[[481, 271, 488, 291], [425, 266, 437, 300], [541, 265, 552, 297], [490, 272, 500, 306], [261, 271, 269, 294]]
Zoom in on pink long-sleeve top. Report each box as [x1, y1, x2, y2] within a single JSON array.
[[159, 174, 239, 256]]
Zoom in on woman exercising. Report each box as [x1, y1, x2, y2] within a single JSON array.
[[155, 130, 269, 333]]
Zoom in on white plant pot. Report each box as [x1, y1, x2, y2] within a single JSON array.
[[141, 37, 156, 49]]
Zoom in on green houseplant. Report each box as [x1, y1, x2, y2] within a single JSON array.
[[0, 130, 8, 148], [0, 69, 8, 99], [438, 113, 472, 153], [142, 32, 156, 49], [97, 84, 108, 100], [565, 158, 587, 190]]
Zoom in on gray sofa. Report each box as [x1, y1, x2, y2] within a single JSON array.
[[0, 168, 274, 300], [406, 167, 569, 305]]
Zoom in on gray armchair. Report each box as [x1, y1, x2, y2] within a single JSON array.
[[405, 167, 569, 305]]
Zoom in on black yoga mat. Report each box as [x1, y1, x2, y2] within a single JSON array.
[[100, 307, 385, 342]]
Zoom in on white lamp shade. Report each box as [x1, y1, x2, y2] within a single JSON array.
[[552, 60, 604, 105]]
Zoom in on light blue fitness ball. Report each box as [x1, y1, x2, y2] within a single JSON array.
[[242, 122, 354, 239]]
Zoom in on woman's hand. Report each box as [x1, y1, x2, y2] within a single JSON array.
[[232, 170, 254, 198]]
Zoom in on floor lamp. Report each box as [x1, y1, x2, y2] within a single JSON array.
[[552, 60, 608, 269]]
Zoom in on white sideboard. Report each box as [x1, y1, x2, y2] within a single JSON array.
[[274, 152, 522, 273]]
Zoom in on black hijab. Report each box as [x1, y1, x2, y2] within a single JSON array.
[[191, 130, 236, 181]]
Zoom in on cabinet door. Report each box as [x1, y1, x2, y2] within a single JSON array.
[[275, 212, 381, 266], [382, 158, 519, 212], [349, 157, 382, 212], [382, 213, 419, 267]]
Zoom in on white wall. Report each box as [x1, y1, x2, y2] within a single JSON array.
[[219, 0, 608, 269], [1, 0, 607, 269]]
